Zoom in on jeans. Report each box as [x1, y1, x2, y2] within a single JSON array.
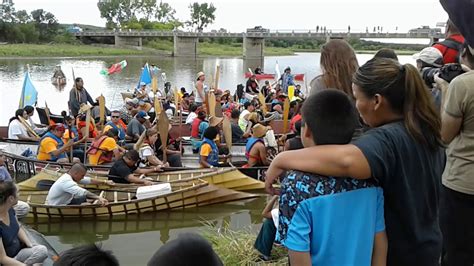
[[14, 245, 48, 265], [254, 218, 277, 257]]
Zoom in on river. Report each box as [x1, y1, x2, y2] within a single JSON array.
[[0, 53, 416, 125]]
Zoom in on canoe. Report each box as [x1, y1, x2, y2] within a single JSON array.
[[19, 178, 258, 219], [244, 72, 305, 81], [22, 166, 266, 192], [51, 77, 67, 86]]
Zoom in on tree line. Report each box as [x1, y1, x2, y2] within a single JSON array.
[[97, 0, 216, 32]]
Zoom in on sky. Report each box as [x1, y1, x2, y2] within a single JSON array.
[[11, 0, 448, 33]]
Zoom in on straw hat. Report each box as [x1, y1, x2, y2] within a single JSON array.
[[196, 71, 205, 80], [252, 124, 268, 138], [209, 116, 223, 127]]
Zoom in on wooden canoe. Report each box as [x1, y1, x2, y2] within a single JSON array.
[[18, 165, 265, 192], [19, 178, 257, 219]]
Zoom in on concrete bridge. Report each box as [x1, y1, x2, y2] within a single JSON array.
[[74, 30, 444, 58]]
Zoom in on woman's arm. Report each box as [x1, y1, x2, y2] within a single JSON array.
[[17, 226, 32, 248], [261, 195, 278, 219], [146, 155, 164, 166], [265, 145, 371, 194], [0, 240, 24, 266]]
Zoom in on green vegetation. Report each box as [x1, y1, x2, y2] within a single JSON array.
[[202, 222, 287, 265], [0, 44, 150, 57]]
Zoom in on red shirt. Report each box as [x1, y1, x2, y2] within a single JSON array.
[[191, 118, 202, 138], [432, 34, 465, 64], [77, 121, 97, 139], [290, 114, 302, 132]]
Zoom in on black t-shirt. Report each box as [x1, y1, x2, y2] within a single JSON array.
[[231, 122, 245, 143], [245, 79, 259, 94], [354, 121, 445, 265], [108, 158, 137, 184]]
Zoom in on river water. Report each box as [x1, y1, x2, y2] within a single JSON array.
[[0, 53, 415, 125]]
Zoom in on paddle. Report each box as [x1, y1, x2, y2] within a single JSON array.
[[222, 116, 232, 155], [98, 94, 105, 130], [44, 102, 52, 126], [82, 109, 91, 163], [173, 88, 182, 139], [208, 91, 216, 117], [158, 109, 170, 164], [258, 92, 267, 115], [214, 64, 220, 91], [154, 95, 162, 118], [283, 97, 290, 134], [18, 116, 39, 138]]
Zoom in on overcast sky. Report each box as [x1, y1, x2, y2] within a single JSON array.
[[12, 0, 448, 32]]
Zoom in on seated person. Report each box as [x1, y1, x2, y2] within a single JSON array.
[[37, 123, 81, 163], [87, 128, 124, 166], [154, 130, 183, 168], [245, 124, 270, 167], [230, 109, 250, 143], [136, 82, 151, 102], [0, 181, 48, 265], [199, 127, 230, 168], [254, 195, 279, 261], [275, 90, 387, 265], [8, 108, 39, 141], [0, 151, 30, 219], [53, 244, 119, 266], [284, 120, 303, 151], [191, 111, 209, 153], [77, 113, 98, 139], [185, 104, 199, 125], [46, 163, 111, 206], [24, 105, 48, 136], [138, 100, 152, 113], [103, 110, 127, 141], [126, 111, 150, 142], [108, 150, 162, 185], [138, 129, 168, 168]]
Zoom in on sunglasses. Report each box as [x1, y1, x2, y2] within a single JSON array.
[[111, 116, 120, 118]]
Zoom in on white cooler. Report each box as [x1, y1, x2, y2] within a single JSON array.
[[136, 183, 172, 200]]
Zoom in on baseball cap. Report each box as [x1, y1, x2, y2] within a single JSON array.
[[51, 123, 66, 132], [140, 82, 146, 87], [413, 47, 444, 67], [136, 111, 150, 120]]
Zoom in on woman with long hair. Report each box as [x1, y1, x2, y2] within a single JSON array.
[[310, 39, 359, 98], [266, 58, 445, 265], [138, 128, 167, 168], [7, 109, 38, 141]]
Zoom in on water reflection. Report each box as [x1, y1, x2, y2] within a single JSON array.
[[0, 53, 416, 125], [24, 197, 267, 264]]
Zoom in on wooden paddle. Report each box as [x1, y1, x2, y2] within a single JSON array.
[[222, 116, 232, 152], [152, 75, 158, 95], [82, 109, 91, 163], [44, 102, 52, 126], [208, 91, 216, 118], [258, 92, 267, 115], [18, 116, 39, 138], [158, 109, 170, 164], [154, 95, 162, 117], [283, 97, 290, 134], [214, 64, 220, 91], [98, 94, 105, 130], [173, 88, 183, 139], [133, 130, 147, 151]]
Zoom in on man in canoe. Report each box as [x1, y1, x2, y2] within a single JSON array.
[[126, 111, 150, 142], [69, 77, 95, 117], [87, 128, 125, 166], [45, 163, 110, 206], [108, 150, 162, 185], [246, 74, 259, 94], [244, 124, 270, 168], [37, 123, 83, 163], [103, 110, 127, 141]]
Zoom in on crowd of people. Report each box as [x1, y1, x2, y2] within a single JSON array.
[[2, 1, 474, 264]]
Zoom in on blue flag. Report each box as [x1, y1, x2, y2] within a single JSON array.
[[136, 63, 152, 90], [19, 72, 38, 108]]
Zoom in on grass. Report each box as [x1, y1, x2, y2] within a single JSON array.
[[202, 222, 288, 265], [0, 43, 151, 57]]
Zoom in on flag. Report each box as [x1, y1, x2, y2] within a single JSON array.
[[136, 63, 152, 89], [19, 71, 38, 108], [100, 60, 127, 76]]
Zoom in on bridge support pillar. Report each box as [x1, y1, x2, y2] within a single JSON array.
[[243, 37, 265, 59], [173, 35, 198, 57], [114, 35, 142, 47]]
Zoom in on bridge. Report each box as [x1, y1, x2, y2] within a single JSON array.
[[73, 30, 444, 58]]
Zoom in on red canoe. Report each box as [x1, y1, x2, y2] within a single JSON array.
[[244, 72, 304, 81]]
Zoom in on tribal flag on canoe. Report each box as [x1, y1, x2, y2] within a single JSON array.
[[136, 63, 152, 89], [19, 71, 38, 108], [100, 60, 127, 76]]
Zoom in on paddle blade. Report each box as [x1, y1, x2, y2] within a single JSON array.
[[208, 92, 216, 117], [99, 94, 105, 127], [154, 96, 162, 116], [152, 75, 158, 95], [258, 92, 267, 114], [283, 97, 290, 133], [158, 110, 170, 162], [223, 116, 232, 151], [215, 64, 220, 90]]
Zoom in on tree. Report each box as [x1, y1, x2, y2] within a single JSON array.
[[186, 2, 216, 32], [141, 0, 157, 21], [98, 0, 142, 29], [0, 0, 16, 23], [155, 1, 175, 23], [98, 0, 120, 29], [30, 9, 59, 41], [15, 10, 30, 23]]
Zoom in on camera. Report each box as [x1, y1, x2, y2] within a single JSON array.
[[421, 63, 465, 88]]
